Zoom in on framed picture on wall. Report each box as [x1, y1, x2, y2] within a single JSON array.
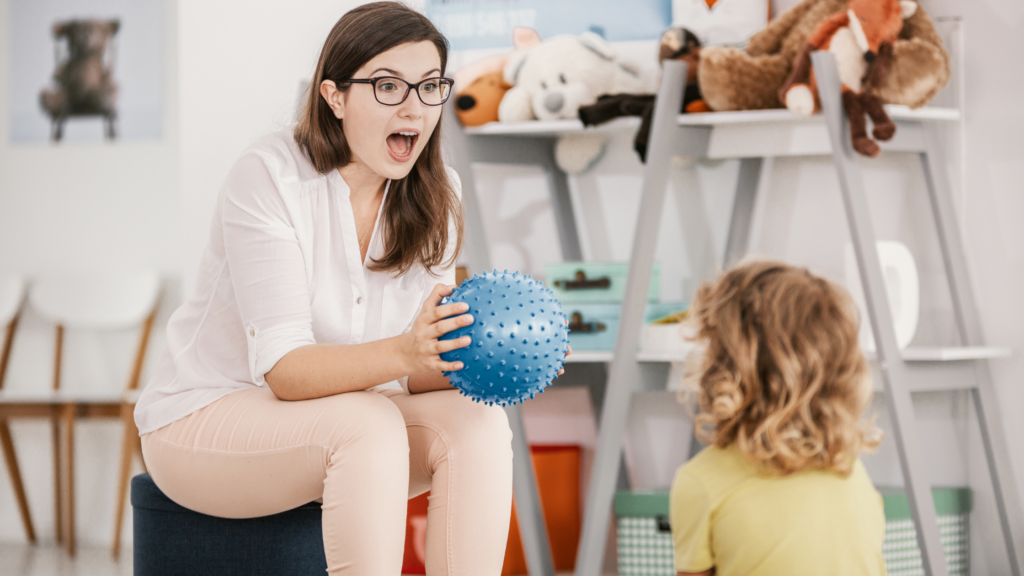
[[426, 0, 672, 50], [8, 0, 163, 144]]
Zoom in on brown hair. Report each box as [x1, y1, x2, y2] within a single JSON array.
[[685, 260, 882, 475], [294, 2, 463, 276]]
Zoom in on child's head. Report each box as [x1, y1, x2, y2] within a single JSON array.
[[686, 260, 881, 475]]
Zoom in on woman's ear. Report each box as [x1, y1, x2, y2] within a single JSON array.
[[319, 80, 345, 119]]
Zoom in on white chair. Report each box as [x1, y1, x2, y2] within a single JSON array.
[[13, 272, 160, 557], [0, 274, 35, 544]]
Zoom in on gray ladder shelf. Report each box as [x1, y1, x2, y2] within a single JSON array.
[[444, 55, 1024, 576]]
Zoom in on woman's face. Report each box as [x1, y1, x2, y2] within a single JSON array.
[[323, 41, 444, 181]]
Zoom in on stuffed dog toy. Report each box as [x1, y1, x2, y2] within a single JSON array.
[[453, 27, 541, 127]]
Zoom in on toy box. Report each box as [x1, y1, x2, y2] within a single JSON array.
[[566, 302, 686, 351], [545, 261, 660, 304]]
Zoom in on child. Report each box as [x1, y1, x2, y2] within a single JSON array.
[[671, 260, 885, 576]]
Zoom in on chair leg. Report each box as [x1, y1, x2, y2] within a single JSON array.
[[111, 403, 135, 559], [52, 415, 62, 544], [0, 419, 36, 543], [61, 404, 76, 557]]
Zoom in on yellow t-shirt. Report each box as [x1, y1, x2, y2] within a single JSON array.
[[670, 445, 886, 576]]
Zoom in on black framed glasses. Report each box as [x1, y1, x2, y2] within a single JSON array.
[[342, 76, 454, 106]]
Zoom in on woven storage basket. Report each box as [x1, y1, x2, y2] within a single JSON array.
[[880, 487, 971, 576], [614, 487, 971, 576]]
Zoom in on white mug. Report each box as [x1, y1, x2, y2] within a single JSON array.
[[844, 241, 920, 351]]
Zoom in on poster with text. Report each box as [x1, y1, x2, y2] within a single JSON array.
[[426, 0, 672, 50], [8, 0, 163, 144]]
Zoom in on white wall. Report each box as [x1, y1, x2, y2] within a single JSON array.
[[179, 0, 378, 294], [0, 0, 180, 548]]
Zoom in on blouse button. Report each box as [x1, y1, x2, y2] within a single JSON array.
[[356, 296, 364, 305], [249, 329, 255, 337]]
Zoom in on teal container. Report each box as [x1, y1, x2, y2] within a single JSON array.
[[613, 487, 972, 576], [565, 302, 687, 351], [614, 491, 675, 576], [545, 261, 660, 304], [878, 487, 972, 576]]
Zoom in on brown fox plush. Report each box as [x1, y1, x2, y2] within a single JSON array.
[[779, 0, 914, 156]]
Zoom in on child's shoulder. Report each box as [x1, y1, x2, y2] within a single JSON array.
[[679, 445, 756, 480], [672, 445, 759, 500], [674, 444, 880, 510]]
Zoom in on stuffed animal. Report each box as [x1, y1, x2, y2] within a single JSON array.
[[39, 19, 120, 141], [453, 27, 541, 127], [498, 32, 655, 173], [455, 70, 512, 127], [694, 0, 948, 112], [779, 0, 915, 156]]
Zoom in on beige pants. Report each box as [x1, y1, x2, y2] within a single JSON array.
[[141, 387, 513, 575]]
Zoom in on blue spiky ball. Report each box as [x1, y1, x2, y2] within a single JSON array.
[[440, 270, 569, 406]]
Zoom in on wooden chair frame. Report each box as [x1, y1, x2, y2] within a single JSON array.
[[0, 305, 36, 544], [0, 291, 158, 557]]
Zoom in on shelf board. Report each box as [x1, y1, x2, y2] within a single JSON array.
[[463, 116, 639, 137], [564, 345, 1010, 365], [866, 346, 1012, 362], [460, 106, 959, 137], [565, 350, 614, 363], [677, 105, 960, 126]]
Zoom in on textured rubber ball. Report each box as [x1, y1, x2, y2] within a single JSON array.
[[440, 270, 569, 406]]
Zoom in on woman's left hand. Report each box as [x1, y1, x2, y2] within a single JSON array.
[[558, 317, 572, 375]]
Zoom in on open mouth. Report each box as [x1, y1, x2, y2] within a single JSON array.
[[386, 131, 419, 159]]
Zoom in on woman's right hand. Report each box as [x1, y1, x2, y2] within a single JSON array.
[[400, 284, 474, 374]]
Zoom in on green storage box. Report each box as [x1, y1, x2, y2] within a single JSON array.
[[545, 261, 660, 304], [613, 487, 971, 576], [879, 487, 971, 576], [565, 302, 686, 351], [615, 491, 674, 576]]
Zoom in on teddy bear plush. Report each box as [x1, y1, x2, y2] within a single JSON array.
[[498, 32, 656, 173], [695, 0, 949, 112], [39, 19, 120, 141]]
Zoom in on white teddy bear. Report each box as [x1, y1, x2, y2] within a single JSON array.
[[498, 32, 655, 174]]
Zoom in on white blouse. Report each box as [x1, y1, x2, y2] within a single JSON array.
[[134, 130, 459, 435]]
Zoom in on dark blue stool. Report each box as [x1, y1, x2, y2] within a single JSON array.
[[132, 473, 328, 575]]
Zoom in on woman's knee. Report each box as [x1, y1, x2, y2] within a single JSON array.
[[439, 392, 513, 455], [320, 391, 409, 455]]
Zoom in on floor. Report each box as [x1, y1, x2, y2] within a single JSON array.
[[0, 544, 133, 576], [0, 543, 590, 575]]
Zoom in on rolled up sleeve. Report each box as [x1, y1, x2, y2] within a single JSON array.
[[221, 152, 316, 386]]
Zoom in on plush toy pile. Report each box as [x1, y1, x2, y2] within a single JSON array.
[[697, 0, 949, 114], [779, 0, 919, 156], [451, 0, 951, 164]]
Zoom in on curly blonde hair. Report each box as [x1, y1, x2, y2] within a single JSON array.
[[686, 260, 881, 476]]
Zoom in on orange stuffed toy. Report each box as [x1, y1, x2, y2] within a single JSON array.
[[779, 0, 917, 156], [455, 70, 512, 127]]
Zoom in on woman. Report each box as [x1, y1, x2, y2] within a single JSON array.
[[135, 4, 514, 574]]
